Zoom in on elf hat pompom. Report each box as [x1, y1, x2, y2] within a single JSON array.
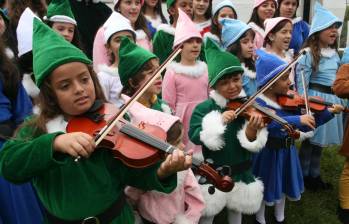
[[173, 8, 202, 48], [103, 12, 136, 44], [118, 37, 157, 87], [309, 2, 342, 37], [32, 18, 91, 87], [253, 0, 277, 9], [221, 18, 251, 49], [263, 17, 292, 39], [45, 0, 77, 25], [17, 8, 40, 57], [212, 0, 237, 17], [256, 49, 287, 88], [205, 38, 244, 87]]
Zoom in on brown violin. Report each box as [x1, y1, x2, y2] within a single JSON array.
[[278, 90, 349, 113], [227, 98, 300, 139], [67, 103, 234, 193]]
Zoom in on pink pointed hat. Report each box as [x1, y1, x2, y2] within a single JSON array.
[[253, 0, 277, 9], [121, 95, 180, 132], [173, 8, 202, 48], [263, 17, 292, 39]]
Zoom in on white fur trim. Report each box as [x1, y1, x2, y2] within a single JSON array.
[[135, 29, 147, 40], [209, 90, 227, 108], [237, 121, 268, 153], [173, 214, 191, 224], [292, 17, 302, 24], [203, 32, 220, 43], [226, 179, 264, 214], [192, 151, 204, 162], [248, 22, 265, 37], [157, 24, 175, 35], [262, 48, 294, 63], [199, 184, 227, 217], [241, 63, 256, 79], [321, 48, 337, 58], [297, 131, 314, 142], [46, 15, 77, 25], [22, 74, 40, 98], [258, 94, 281, 109], [160, 103, 172, 114], [97, 64, 119, 76], [46, 115, 67, 133], [200, 110, 226, 151], [167, 61, 207, 78]]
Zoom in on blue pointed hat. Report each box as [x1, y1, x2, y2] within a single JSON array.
[[256, 49, 287, 88], [309, 2, 342, 37], [221, 18, 251, 49]]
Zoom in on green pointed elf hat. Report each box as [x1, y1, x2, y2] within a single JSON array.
[[33, 18, 91, 87], [118, 37, 157, 87], [45, 0, 76, 25], [205, 38, 244, 87]]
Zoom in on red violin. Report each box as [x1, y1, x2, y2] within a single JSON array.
[[278, 90, 349, 113], [67, 103, 234, 193]]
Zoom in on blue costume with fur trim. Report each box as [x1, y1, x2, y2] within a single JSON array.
[[0, 79, 43, 224], [289, 18, 309, 54]]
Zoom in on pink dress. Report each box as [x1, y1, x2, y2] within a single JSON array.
[[125, 169, 205, 224], [93, 27, 153, 73], [248, 22, 265, 50], [162, 61, 209, 156]]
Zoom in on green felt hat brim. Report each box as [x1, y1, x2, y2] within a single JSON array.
[[209, 66, 244, 87]]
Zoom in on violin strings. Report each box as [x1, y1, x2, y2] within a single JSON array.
[[120, 124, 202, 166]]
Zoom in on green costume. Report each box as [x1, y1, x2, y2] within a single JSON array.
[[188, 39, 267, 215], [151, 98, 172, 114], [0, 19, 176, 223]]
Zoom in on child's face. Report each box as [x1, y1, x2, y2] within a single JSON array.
[[145, 0, 158, 8], [51, 22, 75, 43], [240, 31, 254, 59], [107, 31, 134, 61], [170, 0, 193, 20], [181, 38, 202, 62], [0, 16, 6, 35], [138, 59, 161, 95], [319, 24, 339, 47], [215, 74, 242, 100], [193, 0, 209, 17], [279, 0, 298, 18], [118, 0, 142, 25], [268, 22, 292, 51], [271, 71, 291, 95], [257, 0, 276, 22], [215, 7, 236, 29], [50, 62, 96, 116]]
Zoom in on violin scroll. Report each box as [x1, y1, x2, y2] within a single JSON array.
[[192, 158, 234, 194]]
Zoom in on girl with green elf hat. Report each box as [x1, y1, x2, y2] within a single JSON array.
[[189, 38, 267, 224], [0, 18, 192, 224], [44, 0, 83, 50]]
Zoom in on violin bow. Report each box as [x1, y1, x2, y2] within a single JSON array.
[[94, 45, 182, 146], [234, 49, 308, 117], [300, 67, 311, 115], [74, 46, 182, 162]]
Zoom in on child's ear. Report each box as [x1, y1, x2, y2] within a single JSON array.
[[268, 33, 275, 42], [128, 78, 138, 89], [168, 6, 176, 16]]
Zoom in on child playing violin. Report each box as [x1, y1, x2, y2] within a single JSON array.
[[126, 118, 205, 224], [252, 50, 340, 224], [189, 39, 267, 224], [0, 19, 192, 224]]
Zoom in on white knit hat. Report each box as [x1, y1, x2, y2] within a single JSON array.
[[103, 12, 136, 44]]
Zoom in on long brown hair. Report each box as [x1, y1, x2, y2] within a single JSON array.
[[275, 0, 299, 18], [302, 32, 338, 73], [141, 0, 167, 24], [114, 0, 152, 40], [25, 65, 106, 133]]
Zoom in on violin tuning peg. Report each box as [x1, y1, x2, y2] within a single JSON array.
[[208, 186, 215, 195], [219, 165, 232, 176], [198, 176, 208, 185], [205, 158, 214, 166]]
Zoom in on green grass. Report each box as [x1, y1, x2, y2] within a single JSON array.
[[213, 146, 345, 224]]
